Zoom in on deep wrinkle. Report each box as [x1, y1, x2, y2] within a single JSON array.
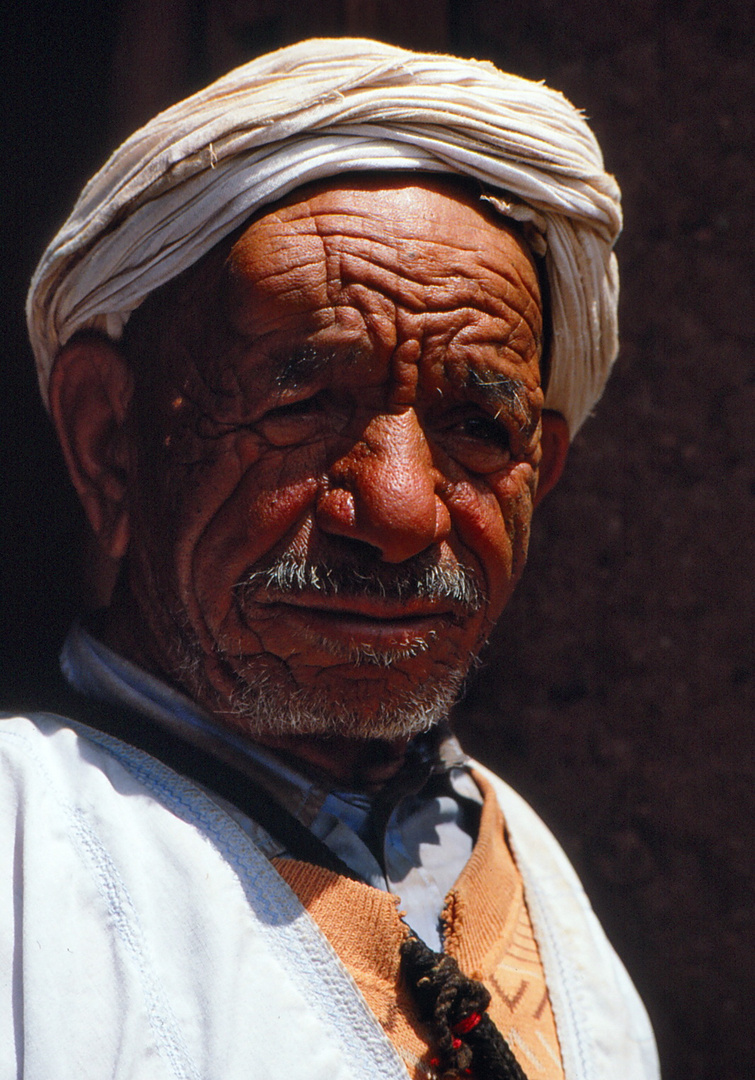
[[88, 177, 570, 778]]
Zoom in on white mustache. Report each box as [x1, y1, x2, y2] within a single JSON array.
[[235, 551, 486, 615]]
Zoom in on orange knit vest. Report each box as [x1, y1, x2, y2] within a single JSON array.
[[273, 771, 565, 1079]]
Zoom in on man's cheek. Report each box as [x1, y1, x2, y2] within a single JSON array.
[[493, 468, 537, 586], [191, 473, 321, 629], [447, 479, 514, 562], [149, 437, 308, 566], [447, 474, 533, 608]]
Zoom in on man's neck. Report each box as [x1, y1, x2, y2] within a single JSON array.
[[252, 732, 412, 792]]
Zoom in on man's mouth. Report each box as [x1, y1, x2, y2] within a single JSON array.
[[230, 550, 486, 661], [254, 591, 458, 620], [243, 591, 457, 651]]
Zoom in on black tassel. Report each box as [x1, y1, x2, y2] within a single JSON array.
[[400, 933, 530, 1080]]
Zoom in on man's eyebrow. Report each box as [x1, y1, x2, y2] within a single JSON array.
[[269, 344, 370, 389], [269, 345, 335, 388], [260, 343, 336, 390], [462, 366, 536, 431]]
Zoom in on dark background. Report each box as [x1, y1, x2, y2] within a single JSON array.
[[2, 3, 752, 1078]]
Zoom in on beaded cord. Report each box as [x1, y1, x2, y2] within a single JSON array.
[[400, 933, 530, 1080]]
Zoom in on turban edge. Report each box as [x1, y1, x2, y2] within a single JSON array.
[[26, 37, 622, 436]]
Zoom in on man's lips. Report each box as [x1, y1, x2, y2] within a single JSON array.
[[238, 591, 462, 646], [251, 591, 459, 620]]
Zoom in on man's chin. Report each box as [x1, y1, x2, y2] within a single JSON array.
[[160, 621, 479, 742], [215, 659, 474, 742]]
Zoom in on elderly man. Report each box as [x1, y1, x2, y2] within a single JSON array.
[[3, 38, 657, 1080]]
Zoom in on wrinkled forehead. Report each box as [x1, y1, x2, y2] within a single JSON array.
[[121, 173, 544, 387], [227, 173, 538, 280], [230, 175, 538, 317]]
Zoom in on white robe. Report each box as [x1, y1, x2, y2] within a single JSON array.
[[0, 713, 659, 1079]]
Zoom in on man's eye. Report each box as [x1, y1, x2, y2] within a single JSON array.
[[258, 392, 336, 446], [268, 396, 322, 419], [442, 413, 513, 473], [458, 415, 511, 449]]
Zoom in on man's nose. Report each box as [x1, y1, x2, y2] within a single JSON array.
[[315, 410, 451, 563]]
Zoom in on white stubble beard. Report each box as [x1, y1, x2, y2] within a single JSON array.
[[158, 550, 487, 740]]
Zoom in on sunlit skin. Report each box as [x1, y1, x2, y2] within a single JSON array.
[[50, 176, 569, 785]]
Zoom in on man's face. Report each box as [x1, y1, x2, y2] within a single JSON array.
[[121, 178, 546, 739]]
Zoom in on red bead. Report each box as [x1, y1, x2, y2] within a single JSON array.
[[452, 1011, 483, 1035]]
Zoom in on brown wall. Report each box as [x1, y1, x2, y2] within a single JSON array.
[[2, 3, 752, 1077]]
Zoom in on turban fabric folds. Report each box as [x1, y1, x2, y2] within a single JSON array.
[[27, 38, 622, 435]]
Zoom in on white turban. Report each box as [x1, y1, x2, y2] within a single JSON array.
[[27, 37, 621, 435]]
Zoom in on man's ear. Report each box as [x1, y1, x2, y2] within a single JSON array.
[[48, 336, 134, 560], [534, 410, 570, 507]]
